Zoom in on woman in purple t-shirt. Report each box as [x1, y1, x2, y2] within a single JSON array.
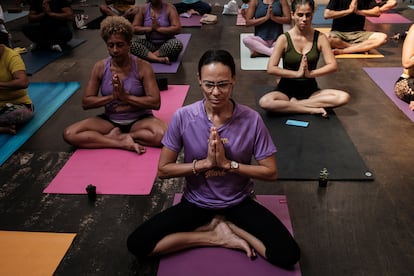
[[127, 50, 300, 269]]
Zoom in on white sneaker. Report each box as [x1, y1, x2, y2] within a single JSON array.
[[51, 44, 62, 52], [74, 14, 87, 29]]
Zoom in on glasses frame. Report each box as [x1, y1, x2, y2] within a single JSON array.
[[201, 81, 233, 92]]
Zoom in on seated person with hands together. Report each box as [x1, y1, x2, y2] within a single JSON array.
[[127, 49, 300, 269], [259, 0, 350, 116], [63, 16, 166, 154], [130, 0, 183, 64]]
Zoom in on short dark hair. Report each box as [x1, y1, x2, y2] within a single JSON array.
[[198, 50, 236, 78], [291, 0, 315, 13]]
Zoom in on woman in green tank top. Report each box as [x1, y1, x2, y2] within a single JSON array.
[[259, 0, 350, 117]]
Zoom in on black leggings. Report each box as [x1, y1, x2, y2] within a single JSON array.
[[127, 196, 300, 268]]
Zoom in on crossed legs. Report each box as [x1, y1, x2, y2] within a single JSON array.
[[328, 32, 387, 55], [63, 116, 166, 153], [259, 89, 350, 116]]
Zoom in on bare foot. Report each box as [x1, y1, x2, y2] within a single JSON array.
[[213, 222, 255, 258], [0, 125, 16, 134], [332, 49, 344, 55], [105, 127, 122, 139], [250, 51, 267, 58], [195, 215, 225, 232], [311, 107, 328, 117], [188, 9, 200, 15], [160, 57, 170, 65], [120, 134, 146, 154]]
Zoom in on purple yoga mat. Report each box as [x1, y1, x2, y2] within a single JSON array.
[[180, 15, 202, 27], [151, 33, 191, 74], [157, 194, 301, 276], [366, 13, 412, 24], [364, 67, 414, 122]]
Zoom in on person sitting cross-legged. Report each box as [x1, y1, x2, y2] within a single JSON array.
[[63, 16, 167, 154], [324, 0, 397, 55]]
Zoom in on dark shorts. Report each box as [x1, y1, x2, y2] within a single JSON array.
[[97, 113, 153, 133], [277, 78, 319, 100]]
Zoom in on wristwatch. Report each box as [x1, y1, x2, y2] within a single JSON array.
[[230, 160, 239, 169]]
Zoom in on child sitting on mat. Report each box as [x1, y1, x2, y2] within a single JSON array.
[[0, 44, 34, 134], [394, 24, 414, 111]]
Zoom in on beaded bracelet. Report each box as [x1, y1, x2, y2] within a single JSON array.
[[192, 159, 198, 175]]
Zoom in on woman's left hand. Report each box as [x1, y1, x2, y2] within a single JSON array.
[[112, 73, 129, 101]]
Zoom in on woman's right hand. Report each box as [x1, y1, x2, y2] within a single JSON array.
[[265, 4, 272, 20], [297, 55, 308, 78]]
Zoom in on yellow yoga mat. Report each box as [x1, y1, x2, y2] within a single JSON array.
[[315, 28, 384, 58], [0, 231, 76, 276]]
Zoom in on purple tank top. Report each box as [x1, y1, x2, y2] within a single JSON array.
[[143, 2, 174, 44], [101, 55, 152, 122]]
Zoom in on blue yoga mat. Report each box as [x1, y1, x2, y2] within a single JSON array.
[[0, 82, 80, 166], [4, 11, 29, 23], [21, 38, 86, 75], [312, 5, 332, 25]]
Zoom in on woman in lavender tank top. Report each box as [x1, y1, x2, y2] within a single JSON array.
[[127, 50, 300, 269], [63, 16, 166, 154], [130, 0, 183, 64]]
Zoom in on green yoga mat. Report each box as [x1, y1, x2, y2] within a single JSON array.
[[254, 87, 374, 181], [0, 82, 80, 166]]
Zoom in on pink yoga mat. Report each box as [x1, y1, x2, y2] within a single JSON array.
[[236, 13, 246, 26], [151, 34, 191, 74], [43, 85, 189, 195], [157, 194, 302, 276], [367, 13, 411, 24], [363, 67, 414, 122]]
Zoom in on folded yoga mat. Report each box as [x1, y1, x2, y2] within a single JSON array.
[[157, 194, 301, 276], [367, 13, 411, 24], [0, 231, 76, 276], [21, 38, 86, 75], [180, 15, 202, 27], [364, 67, 414, 122], [0, 82, 80, 166], [4, 10, 29, 23], [43, 85, 189, 195], [151, 33, 191, 74], [312, 5, 332, 25], [253, 87, 374, 180]]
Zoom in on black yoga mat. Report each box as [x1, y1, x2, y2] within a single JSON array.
[[254, 87, 374, 181], [85, 15, 105, 29]]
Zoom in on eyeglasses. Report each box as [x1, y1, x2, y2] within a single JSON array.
[[201, 81, 233, 92]]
